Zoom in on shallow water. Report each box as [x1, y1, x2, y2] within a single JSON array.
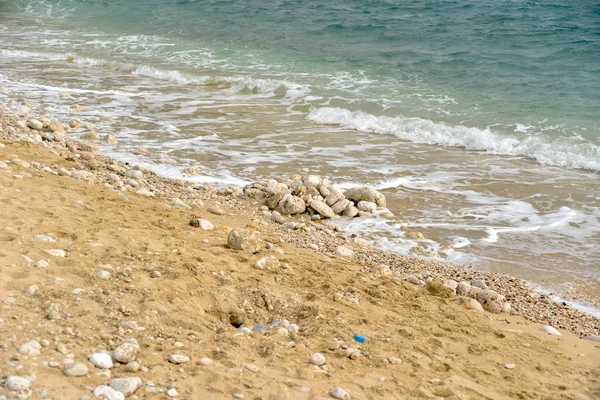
[[0, 1, 599, 309]]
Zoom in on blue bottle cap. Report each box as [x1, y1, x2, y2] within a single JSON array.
[[353, 334, 365, 343]]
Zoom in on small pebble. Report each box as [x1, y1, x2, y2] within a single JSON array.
[[198, 357, 213, 367], [331, 387, 350, 399]]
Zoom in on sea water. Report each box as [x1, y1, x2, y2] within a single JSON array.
[[0, 0, 599, 308]]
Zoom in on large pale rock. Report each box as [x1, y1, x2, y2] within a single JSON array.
[[425, 278, 455, 298], [308, 353, 326, 366], [288, 180, 306, 196], [540, 325, 561, 336], [27, 118, 43, 130], [371, 264, 392, 277], [278, 194, 306, 215], [476, 290, 505, 313], [112, 339, 139, 363], [357, 201, 377, 213], [168, 353, 190, 364], [62, 362, 88, 377], [303, 175, 321, 188], [325, 188, 344, 206], [343, 204, 359, 218], [89, 352, 114, 369], [17, 340, 42, 356], [254, 256, 281, 272], [7, 376, 30, 391], [310, 200, 336, 219], [454, 296, 485, 313], [456, 281, 471, 296], [227, 228, 264, 253], [335, 246, 354, 257], [344, 186, 386, 207], [93, 385, 125, 400], [189, 218, 214, 230], [47, 121, 65, 133], [243, 182, 267, 198], [109, 377, 142, 396], [265, 191, 286, 210], [81, 131, 100, 140], [331, 199, 351, 215]]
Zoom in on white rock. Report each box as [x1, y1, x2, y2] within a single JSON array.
[[344, 186, 386, 207], [471, 279, 488, 290], [89, 352, 114, 369], [34, 234, 55, 242], [189, 218, 214, 230], [112, 339, 139, 363], [331, 388, 351, 399], [6, 376, 30, 392], [109, 377, 142, 396], [168, 353, 190, 364], [93, 385, 125, 400], [308, 353, 326, 366], [57, 168, 71, 176], [27, 118, 43, 130], [227, 228, 264, 253], [17, 340, 42, 356], [96, 270, 111, 280], [540, 325, 562, 336], [46, 249, 66, 257], [371, 264, 392, 276], [171, 198, 189, 208], [198, 357, 213, 367], [335, 246, 354, 257], [62, 362, 88, 377], [25, 285, 38, 295], [325, 188, 344, 206], [254, 256, 281, 272], [310, 199, 336, 219], [456, 281, 471, 296], [136, 188, 154, 197], [125, 169, 143, 179], [167, 388, 179, 397], [356, 201, 377, 213]]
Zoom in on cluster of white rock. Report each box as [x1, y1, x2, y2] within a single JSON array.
[[243, 175, 392, 219], [397, 272, 511, 314]]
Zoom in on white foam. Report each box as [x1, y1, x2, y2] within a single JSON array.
[[307, 107, 600, 172]]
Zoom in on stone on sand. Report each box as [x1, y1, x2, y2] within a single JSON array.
[[109, 377, 142, 396], [227, 228, 264, 253]]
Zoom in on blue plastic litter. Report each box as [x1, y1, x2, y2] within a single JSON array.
[[353, 334, 365, 343]]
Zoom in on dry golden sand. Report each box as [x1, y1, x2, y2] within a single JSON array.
[[0, 140, 599, 399]]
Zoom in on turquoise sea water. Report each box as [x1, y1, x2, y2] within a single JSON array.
[[1, 0, 600, 309], [2, 0, 600, 165]]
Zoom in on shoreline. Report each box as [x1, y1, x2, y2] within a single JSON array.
[[1, 94, 599, 398], [1, 93, 599, 336]]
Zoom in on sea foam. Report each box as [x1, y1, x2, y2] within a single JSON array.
[[307, 107, 600, 172]]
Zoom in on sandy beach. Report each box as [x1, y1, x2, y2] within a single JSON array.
[[1, 97, 599, 399]]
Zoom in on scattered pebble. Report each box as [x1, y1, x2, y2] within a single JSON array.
[[7, 375, 30, 391], [168, 353, 190, 364], [540, 325, 562, 336], [308, 353, 326, 366], [89, 352, 114, 369], [62, 362, 89, 377], [331, 387, 350, 399]]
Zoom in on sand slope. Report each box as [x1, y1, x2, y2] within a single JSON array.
[[1, 141, 599, 399]]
